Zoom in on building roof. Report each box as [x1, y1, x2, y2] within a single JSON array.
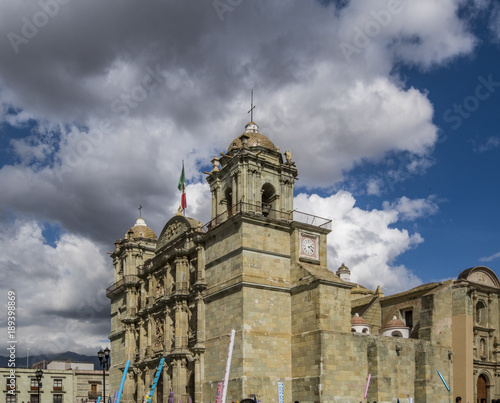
[[383, 316, 406, 329], [351, 313, 368, 325], [126, 217, 157, 239], [227, 122, 276, 153]]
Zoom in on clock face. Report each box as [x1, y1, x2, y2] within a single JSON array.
[[301, 237, 316, 256]]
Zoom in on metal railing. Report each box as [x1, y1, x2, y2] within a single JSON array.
[[202, 201, 332, 231], [105, 275, 139, 297], [293, 210, 332, 230], [203, 201, 293, 231]]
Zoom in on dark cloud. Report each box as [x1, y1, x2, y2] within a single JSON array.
[[0, 0, 481, 353]]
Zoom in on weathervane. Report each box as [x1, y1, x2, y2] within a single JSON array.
[[138, 204, 143, 217], [248, 89, 256, 122]]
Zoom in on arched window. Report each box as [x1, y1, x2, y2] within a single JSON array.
[[392, 331, 403, 337], [225, 188, 233, 215], [476, 300, 487, 324], [261, 183, 276, 217]]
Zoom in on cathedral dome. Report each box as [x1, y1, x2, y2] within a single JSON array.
[[351, 313, 368, 325], [126, 217, 157, 239], [227, 122, 276, 153], [384, 316, 406, 328]]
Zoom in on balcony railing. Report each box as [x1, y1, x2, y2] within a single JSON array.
[[202, 201, 332, 231], [292, 210, 332, 230], [106, 275, 140, 297], [88, 391, 100, 400], [203, 201, 293, 231]]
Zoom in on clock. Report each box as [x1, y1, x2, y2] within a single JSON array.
[[299, 232, 319, 261], [302, 238, 316, 256]]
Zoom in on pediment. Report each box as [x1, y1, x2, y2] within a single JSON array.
[[156, 215, 197, 252], [458, 266, 500, 288]]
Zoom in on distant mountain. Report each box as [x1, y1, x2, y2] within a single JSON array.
[[0, 351, 102, 369]]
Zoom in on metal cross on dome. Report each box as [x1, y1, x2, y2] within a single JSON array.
[[248, 89, 256, 122], [138, 204, 143, 217]]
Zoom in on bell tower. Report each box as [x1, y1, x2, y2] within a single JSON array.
[[206, 121, 297, 222]]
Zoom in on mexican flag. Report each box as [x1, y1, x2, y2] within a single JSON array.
[[178, 162, 187, 210]]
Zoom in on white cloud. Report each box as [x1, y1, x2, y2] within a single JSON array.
[[0, 219, 110, 355], [471, 135, 500, 153], [479, 251, 500, 262], [383, 195, 439, 221], [0, 0, 484, 353], [294, 191, 423, 294]]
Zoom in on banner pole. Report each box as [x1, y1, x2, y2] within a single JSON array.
[[221, 330, 236, 403]]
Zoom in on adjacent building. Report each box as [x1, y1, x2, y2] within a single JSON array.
[[1, 362, 109, 403], [106, 120, 500, 402]]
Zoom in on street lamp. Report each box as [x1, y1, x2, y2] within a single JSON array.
[[97, 347, 110, 403], [35, 369, 43, 403]]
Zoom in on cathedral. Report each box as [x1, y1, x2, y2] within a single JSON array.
[[107, 121, 500, 403]]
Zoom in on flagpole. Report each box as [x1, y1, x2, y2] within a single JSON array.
[[178, 160, 187, 216], [182, 160, 185, 216], [181, 158, 186, 217]]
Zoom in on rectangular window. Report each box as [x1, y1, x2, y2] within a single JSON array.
[[53, 379, 62, 391], [7, 395, 16, 403], [31, 379, 39, 390], [403, 310, 413, 329], [31, 395, 39, 403], [53, 395, 63, 403], [6, 377, 16, 391]]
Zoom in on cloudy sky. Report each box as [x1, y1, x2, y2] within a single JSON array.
[[1, 0, 500, 357]]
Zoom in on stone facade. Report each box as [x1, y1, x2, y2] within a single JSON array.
[[107, 121, 500, 403]]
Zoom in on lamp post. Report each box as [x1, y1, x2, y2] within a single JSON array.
[[35, 369, 43, 403], [97, 347, 110, 403]]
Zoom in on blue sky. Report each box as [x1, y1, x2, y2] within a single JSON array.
[[0, 0, 499, 355]]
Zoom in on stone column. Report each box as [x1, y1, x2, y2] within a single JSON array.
[[196, 292, 205, 345], [162, 367, 171, 403], [278, 178, 285, 211], [241, 162, 247, 207], [175, 257, 189, 293], [144, 367, 151, 398], [175, 302, 182, 349], [164, 308, 172, 353], [211, 185, 219, 219], [124, 370, 135, 403], [194, 354, 204, 403], [139, 319, 146, 359], [231, 171, 237, 208], [124, 324, 134, 361], [196, 246, 205, 283], [147, 315, 153, 355], [173, 359, 188, 403], [181, 301, 189, 348], [137, 369, 145, 403]]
